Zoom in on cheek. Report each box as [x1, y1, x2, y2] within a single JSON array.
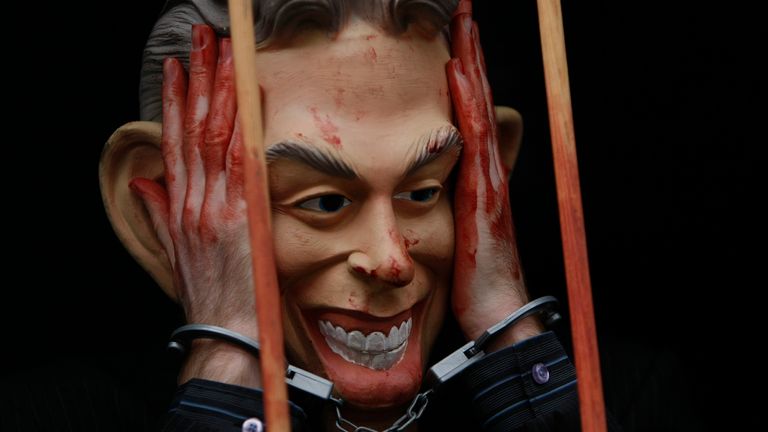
[[273, 216, 320, 285], [272, 215, 346, 304], [410, 199, 455, 268]]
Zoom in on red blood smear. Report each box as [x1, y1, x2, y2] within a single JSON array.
[[309, 107, 342, 148]]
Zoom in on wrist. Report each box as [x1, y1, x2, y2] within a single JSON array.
[[179, 339, 262, 388], [485, 314, 544, 352], [462, 293, 552, 353]]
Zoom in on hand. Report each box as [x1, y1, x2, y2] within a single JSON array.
[[129, 25, 260, 384], [447, 9, 543, 349]]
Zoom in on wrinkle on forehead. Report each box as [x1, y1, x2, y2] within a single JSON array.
[[257, 21, 451, 116]]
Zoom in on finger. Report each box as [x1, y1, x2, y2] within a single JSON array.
[[225, 113, 245, 205], [473, 22, 488, 75], [446, 58, 479, 153], [183, 24, 218, 229], [450, 12, 483, 99], [472, 23, 504, 183], [203, 37, 235, 184], [472, 23, 495, 117], [448, 58, 502, 214], [200, 38, 235, 228], [161, 57, 188, 230], [129, 178, 176, 264]]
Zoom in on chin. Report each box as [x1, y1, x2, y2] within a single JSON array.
[[298, 300, 431, 409]]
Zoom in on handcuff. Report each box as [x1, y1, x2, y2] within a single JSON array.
[[168, 296, 560, 403]]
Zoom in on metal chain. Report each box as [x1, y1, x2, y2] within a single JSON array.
[[334, 389, 433, 432]]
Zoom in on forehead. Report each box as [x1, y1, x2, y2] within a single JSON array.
[[256, 20, 452, 130]]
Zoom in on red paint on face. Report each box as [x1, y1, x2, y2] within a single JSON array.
[[403, 229, 420, 249], [404, 237, 420, 248], [309, 106, 342, 149], [333, 88, 346, 109], [365, 47, 378, 63], [354, 109, 368, 121], [365, 34, 378, 41], [389, 257, 401, 280]]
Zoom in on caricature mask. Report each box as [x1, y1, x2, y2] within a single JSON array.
[[100, 0, 523, 411]]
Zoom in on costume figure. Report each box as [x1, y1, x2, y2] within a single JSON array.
[[100, 1, 593, 430]]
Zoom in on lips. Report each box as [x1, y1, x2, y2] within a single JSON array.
[[300, 304, 425, 407], [318, 318, 412, 370]]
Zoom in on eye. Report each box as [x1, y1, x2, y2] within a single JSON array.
[[394, 187, 441, 203], [297, 194, 352, 213]]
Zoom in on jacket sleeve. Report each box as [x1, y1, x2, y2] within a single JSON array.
[[161, 379, 308, 432], [456, 331, 588, 431]]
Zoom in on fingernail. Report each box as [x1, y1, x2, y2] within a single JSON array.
[[462, 14, 473, 33], [220, 38, 232, 62], [192, 24, 208, 51], [163, 57, 176, 74], [452, 0, 473, 20]]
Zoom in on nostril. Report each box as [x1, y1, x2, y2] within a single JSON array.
[[348, 252, 377, 279], [352, 265, 367, 275], [351, 265, 377, 279]]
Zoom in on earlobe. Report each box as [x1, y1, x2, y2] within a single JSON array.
[[495, 106, 524, 175], [99, 122, 176, 300]]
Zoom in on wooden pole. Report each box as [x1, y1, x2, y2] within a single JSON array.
[[536, 0, 607, 430], [227, 0, 291, 430]]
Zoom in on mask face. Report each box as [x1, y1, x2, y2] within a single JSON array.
[[260, 21, 459, 408]]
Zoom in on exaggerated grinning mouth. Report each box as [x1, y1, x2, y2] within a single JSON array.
[[318, 318, 412, 370]]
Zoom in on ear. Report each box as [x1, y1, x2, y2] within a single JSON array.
[[495, 106, 524, 174], [99, 122, 176, 300]]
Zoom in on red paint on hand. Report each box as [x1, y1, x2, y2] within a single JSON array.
[[448, 3, 526, 340], [134, 25, 260, 351]]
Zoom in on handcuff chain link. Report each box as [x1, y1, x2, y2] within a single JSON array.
[[334, 389, 433, 432]]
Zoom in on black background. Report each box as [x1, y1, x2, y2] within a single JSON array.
[[8, 0, 765, 430]]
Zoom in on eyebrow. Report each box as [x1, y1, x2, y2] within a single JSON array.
[[265, 125, 463, 180], [266, 142, 358, 179], [405, 125, 464, 176]]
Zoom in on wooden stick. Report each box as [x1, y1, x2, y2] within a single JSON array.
[[227, 1, 291, 430], [536, 0, 607, 430]]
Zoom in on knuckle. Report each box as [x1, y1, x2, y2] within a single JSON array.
[[188, 66, 209, 82], [181, 206, 198, 232], [213, 79, 233, 96], [184, 121, 206, 139], [205, 126, 232, 147]]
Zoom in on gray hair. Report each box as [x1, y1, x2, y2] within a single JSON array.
[[140, 0, 459, 121]]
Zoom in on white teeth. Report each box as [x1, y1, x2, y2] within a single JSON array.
[[318, 317, 412, 370], [348, 331, 365, 351], [367, 332, 386, 351]]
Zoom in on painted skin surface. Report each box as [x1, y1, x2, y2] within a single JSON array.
[[448, 10, 543, 347], [259, 20, 457, 409]]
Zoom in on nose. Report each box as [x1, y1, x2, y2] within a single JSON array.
[[347, 203, 415, 288]]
